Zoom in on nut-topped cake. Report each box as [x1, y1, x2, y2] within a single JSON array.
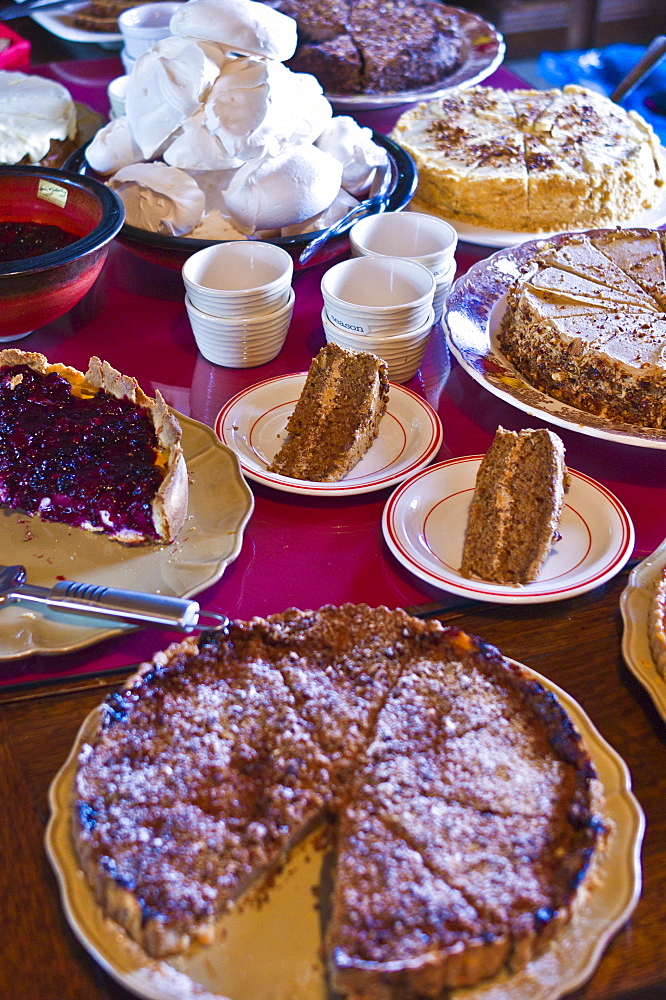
[[72, 604, 607, 993], [392, 84, 665, 232]]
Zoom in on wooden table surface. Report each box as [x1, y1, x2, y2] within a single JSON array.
[[2, 19, 666, 1000], [1, 573, 665, 1000]]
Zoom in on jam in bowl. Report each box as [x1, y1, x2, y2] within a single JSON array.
[[0, 165, 125, 341]]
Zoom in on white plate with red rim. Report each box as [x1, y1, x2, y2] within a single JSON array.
[[382, 455, 635, 603], [214, 374, 443, 496]]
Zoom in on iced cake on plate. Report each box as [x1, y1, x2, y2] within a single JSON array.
[[498, 229, 666, 429], [392, 85, 665, 233], [72, 604, 607, 993]]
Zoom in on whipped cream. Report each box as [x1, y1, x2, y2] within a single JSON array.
[[170, 0, 297, 63], [107, 163, 206, 235], [224, 143, 343, 231], [0, 70, 77, 165]]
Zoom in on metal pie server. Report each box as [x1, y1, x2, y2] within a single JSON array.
[[0, 564, 229, 633]]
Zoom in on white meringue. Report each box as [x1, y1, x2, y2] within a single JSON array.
[[125, 36, 221, 159], [163, 111, 242, 171], [281, 188, 359, 236], [107, 163, 206, 235], [225, 143, 342, 232], [316, 116, 389, 196], [202, 58, 331, 162], [170, 0, 297, 63], [86, 116, 144, 175], [0, 71, 77, 165]]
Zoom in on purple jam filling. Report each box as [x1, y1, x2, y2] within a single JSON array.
[[0, 222, 78, 263], [0, 364, 164, 540]]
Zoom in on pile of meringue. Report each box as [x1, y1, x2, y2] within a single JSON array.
[[86, 0, 389, 239]]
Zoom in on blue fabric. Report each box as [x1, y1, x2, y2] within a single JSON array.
[[537, 44, 666, 144]]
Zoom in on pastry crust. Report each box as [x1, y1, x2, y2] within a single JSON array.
[[0, 350, 187, 543], [649, 567, 666, 677], [72, 605, 607, 992]]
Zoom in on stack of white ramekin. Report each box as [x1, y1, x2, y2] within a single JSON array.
[[349, 211, 458, 324], [182, 242, 294, 368], [321, 255, 436, 382]]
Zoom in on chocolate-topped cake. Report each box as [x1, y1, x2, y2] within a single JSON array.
[[276, 0, 463, 95]]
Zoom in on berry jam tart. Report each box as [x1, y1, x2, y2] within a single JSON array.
[[0, 350, 187, 544]]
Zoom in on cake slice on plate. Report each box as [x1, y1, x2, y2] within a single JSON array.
[[460, 426, 569, 586], [268, 343, 389, 482]]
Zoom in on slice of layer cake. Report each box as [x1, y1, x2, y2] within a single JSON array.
[[460, 427, 569, 585], [268, 343, 389, 482], [0, 350, 187, 544]]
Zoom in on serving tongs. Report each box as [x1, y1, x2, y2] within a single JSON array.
[[0, 564, 229, 633]]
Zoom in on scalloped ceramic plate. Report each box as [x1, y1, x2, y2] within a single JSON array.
[[45, 661, 643, 1000], [620, 537, 666, 722], [0, 414, 253, 659]]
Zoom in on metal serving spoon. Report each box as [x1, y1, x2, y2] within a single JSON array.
[[298, 161, 393, 266], [0, 564, 228, 633]]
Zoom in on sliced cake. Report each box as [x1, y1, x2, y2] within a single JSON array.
[[0, 350, 187, 544], [498, 229, 666, 429], [392, 84, 665, 233], [460, 426, 569, 585], [268, 343, 389, 482]]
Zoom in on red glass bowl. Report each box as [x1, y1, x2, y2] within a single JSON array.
[[64, 131, 417, 271], [0, 166, 125, 341]]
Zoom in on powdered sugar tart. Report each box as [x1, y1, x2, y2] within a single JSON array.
[[48, 604, 643, 1000], [0, 350, 187, 544], [444, 228, 666, 449]]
